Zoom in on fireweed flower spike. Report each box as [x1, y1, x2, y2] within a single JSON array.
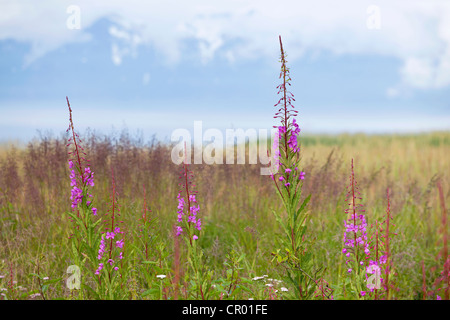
[[269, 36, 305, 200], [175, 143, 201, 244], [65, 97, 104, 299], [174, 143, 207, 300], [93, 167, 126, 299], [66, 97, 97, 220], [366, 188, 397, 299], [341, 159, 372, 298], [268, 36, 327, 299]]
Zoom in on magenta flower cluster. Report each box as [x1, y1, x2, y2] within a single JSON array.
[[68, 160, 97, 215], [363, 255, 388, 293], [95, 227, 124, 275], [97, 235, 106, 260], [176, 193, 201, 240], [277, 118, 301, 154], [272, 166, 306, 188], [269, 38, 305, 187], [342, 213, 370, 266]]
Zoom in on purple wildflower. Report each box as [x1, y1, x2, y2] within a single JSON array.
[[97, 236, 106, 260], [175, 149, 202, 243], [70, 187, 83, 208], [116, 239, 124, 249], [95, 263, 103, 275], [106, 232, 115, 240]]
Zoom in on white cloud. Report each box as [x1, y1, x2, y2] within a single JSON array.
[[1, 0, 450, 89]]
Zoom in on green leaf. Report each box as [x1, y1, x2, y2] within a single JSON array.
[[272, 209, 289, 237], [295, 194, 311, 222], [67, 211, 85, 231], [44, 278, 62, 285], [141, 288, 159, 297], [28, 273, 43, 280]]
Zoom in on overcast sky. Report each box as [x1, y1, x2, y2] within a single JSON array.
[[0, 0, 449, 143]]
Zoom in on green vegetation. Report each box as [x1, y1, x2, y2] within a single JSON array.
[[0, 130, 448, 299]]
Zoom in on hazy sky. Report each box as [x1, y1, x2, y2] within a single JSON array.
[[0, 0, 449, 143]]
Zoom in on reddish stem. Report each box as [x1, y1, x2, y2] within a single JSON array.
[[385, 188, 391, 299], [109, 167, 116, 259], [437, 180, 449, 300]]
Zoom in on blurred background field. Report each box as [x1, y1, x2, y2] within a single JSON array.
[[0, 130, 449, 299]]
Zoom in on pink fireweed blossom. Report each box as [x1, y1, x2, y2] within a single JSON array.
[[343, 213, 370, 262], [106, 232, 115, 240], [83, 167, 94, 187], [97, 236, 106, 260], [342, 158, 370, 286], [175, 154, 202, 243], [70, 187, 83, 208], [287, 119, 301, 152], [176, 190, 202, 239], [69, 170, 77, 186], [116, 239, 124, 249], [95, 263, 103, 275], [67, 157, 96, 214], [114, 227, 124, 234]]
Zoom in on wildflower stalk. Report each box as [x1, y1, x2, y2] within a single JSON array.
[[437, 180, 449, 300], [65, 97, 102, 299], [368, 187, 397, 300], [175, 144, 212, 299], [341, 159, 370, 299], [383, 188, 393, 299], [422, 260, 427, 300], [94, 167, 127, 299], [269, 36, 322, 300]]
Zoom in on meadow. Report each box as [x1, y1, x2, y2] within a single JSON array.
[[0, 37, 449, 300], [0, 129, 448, 300]]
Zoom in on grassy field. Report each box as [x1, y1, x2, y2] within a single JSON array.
[[0, 130, 448, 300]]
